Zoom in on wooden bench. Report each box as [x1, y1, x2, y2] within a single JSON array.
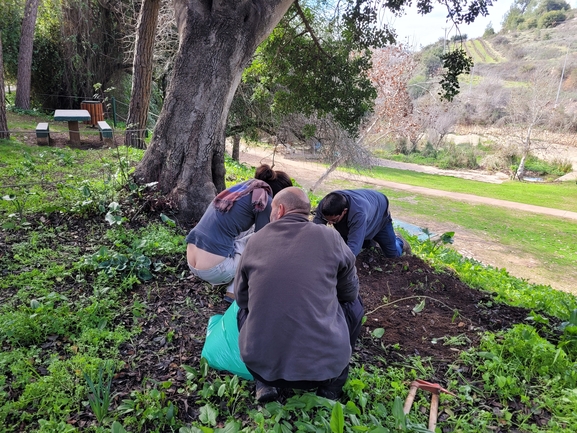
[[97, 120, 113, 143], [35, 122, 50, 146]]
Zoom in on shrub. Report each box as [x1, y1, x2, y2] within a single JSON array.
[[519, 16, 538, 30], [511, 47, 527, 60], [539, 10, 566, 28], [436, 142, 479, 169], [492, 35, 509, 46], [479, 154, 501, 171], [483, 24, 495, 37], [422, 142, 438, 158]]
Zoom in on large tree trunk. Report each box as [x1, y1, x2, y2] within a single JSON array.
[[15, 0, 40, 109], [133, 0, 293, 224], [125, 0, 161, 149], [0, 34, 10, 140]]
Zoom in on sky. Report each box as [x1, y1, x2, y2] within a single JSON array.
[[382, 0, 516, 49], [388, 0, 577, 49]]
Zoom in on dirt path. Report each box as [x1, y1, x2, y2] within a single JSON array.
[[235, 145, 577, 294]]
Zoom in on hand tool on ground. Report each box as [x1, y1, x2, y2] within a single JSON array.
[[403, 379, 456, 432]]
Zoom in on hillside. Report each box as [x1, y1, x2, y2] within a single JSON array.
[[417, 14, 577, 106], [465, 14, 577, 91]]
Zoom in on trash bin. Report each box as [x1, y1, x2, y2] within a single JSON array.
[[80, 101, 104, 126]]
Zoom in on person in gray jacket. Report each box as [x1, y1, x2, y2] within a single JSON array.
[[236, 187, 364, 402], [313, 189, 410, 257]]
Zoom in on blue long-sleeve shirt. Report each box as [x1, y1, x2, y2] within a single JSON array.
[[313, 189, 390, 256]]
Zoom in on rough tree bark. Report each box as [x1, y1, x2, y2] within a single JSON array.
[[133, 0, 293, 224], [14, 0, 40, 110], [125, 0, 161, 149], [0, 34, 10, 140]]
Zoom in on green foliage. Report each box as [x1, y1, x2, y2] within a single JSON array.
[[503, 0, 571, 30], [539, 9, 567, 27], [33, 0, 125, 110], [82, 242, 155, 282], [116, 380, 178, 432], [483, 22, 496, 37], [413, 237, 577, 319], [0, 142, 144, 219], [83, 362, 115, 424], [0, 0, 23, 80], [2, 114, 577, 432], [0, 292, 77, 346], [241, 3, 377, 136], [439, 49, 474, 101], [417, 46, 444, 77], [471, 324, 577, 400]]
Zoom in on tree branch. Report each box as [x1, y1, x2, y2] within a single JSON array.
[[293, 0, 329, 58]]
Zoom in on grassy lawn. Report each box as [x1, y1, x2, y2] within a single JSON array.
[[385, 188, 577, 287], [342, 165, 577, 212]]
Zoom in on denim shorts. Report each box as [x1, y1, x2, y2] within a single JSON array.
[[188, 256, 236, 286]]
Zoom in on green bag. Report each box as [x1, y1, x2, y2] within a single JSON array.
[[201, 301, 253, 380]]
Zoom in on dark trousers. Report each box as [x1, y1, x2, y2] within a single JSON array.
[[373, 213, 402, 258], [239, 295, 364, 393]]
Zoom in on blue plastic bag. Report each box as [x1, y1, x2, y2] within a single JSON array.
[[201, 301, 253, 380]]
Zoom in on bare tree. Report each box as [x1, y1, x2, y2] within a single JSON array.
[[503, 69, 557, 180], [0, 33, 10, 140], [364, 46, 417, 148], [418, 96, 459, 149], [125, 0, 161, 148], [14, 0, 39, 109]]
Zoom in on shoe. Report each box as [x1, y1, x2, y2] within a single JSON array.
[[316, 387, 343, 400], [396, 232, 412, 256], [223, 293, 235, 304], [255, 380, 278, 403]]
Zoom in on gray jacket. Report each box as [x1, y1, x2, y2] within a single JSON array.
[[236, 213, 359, 382]]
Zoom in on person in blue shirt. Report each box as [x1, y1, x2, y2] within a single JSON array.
[[186, 165, 292, 302], [313, 189, 410, 257]]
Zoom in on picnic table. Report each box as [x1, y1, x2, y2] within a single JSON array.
[[53, 109, 91, 144]]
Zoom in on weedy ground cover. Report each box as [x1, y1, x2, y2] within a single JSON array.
[[1, 128, 577, 432]]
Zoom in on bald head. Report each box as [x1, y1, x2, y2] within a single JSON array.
[[270, 187, 311, 221]]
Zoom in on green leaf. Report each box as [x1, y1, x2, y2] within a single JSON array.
[[160, 213, 176, 227], [105, 212, 124, 225], [214, 420, 241, 432], [371, 328, 385, 339], [330, 401, 344, 433], [413, 299, 426, 313], [179, 427, 205, 433], [111, 421, 129, 433], [391, 396, 406, 429], [199, 404, 218, 426]]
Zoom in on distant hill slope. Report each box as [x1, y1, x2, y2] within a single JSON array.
[[415, 14, 577, 117], [463, 39, 505, 64], [466, 15, 577, 80], [422, 14, 577, 74]]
